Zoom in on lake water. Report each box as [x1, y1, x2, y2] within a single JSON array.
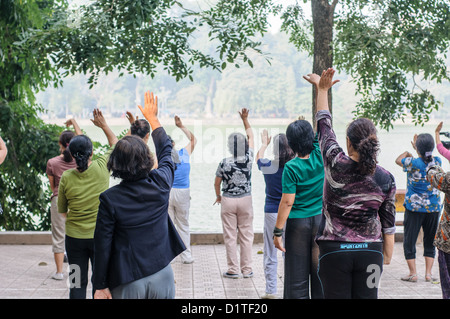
[[79, 118, 450, 233]]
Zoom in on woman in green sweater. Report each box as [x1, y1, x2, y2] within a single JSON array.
[[58, 109, 118, 299]]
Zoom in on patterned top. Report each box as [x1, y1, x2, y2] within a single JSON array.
[[315, 110, 396, 242], [426, 165, 450, 254], [401, 156, 442, 213], [216, 148, 254, 197]]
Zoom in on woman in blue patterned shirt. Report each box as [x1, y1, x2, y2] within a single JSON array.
[[396, 133, 441, 283]]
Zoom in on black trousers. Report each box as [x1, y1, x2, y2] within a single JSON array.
[[65, 235, 95, 299], [283, 215, 323, 299], [317, 241, 383, 299], [403, 209, 440, 260]]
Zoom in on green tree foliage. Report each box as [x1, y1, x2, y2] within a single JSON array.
[[280, 0, 450, 129], [0, 0, 280, 230]]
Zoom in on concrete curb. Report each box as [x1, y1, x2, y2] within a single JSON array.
[[0, 231, 402, 245]]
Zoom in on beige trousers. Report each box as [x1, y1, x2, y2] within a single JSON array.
[[50, 196, 65, 253], [168, 188, 193, 263], [221, 195, 254, 275]]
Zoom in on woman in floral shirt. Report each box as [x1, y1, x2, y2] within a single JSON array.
[[396, 133, 441, 283], [427, 165, 450, 299], [214, 108, 255, 279]]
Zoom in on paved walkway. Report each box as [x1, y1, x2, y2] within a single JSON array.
[[0, 242, 443, 299]]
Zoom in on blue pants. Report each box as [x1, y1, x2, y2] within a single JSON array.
[[263, 212, 280, 295]]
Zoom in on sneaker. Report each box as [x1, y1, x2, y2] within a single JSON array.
[[223, 272, 240, 279], [51, 273, 64, 280], [243, 272, 254, 278], [182, 259, 194, 264], [261, 293, 278, 299]]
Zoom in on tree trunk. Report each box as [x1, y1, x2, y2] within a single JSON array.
[[311, 0, 337, 128]]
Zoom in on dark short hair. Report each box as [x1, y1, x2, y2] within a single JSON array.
[[107, 135, 154, 181], [272, 133, 295, 167], [227, 133, 248, 158], [69, 135, 93, 172], [130, 119, 150, 139], [286, 120, 314, 157]]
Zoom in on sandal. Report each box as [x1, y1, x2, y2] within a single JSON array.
[[401, 274, 418, 282], [425, 274, 438, 283]]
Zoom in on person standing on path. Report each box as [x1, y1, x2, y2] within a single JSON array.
[[46, 119, 82, 280], [93, 91, 185, 299], [305, 68, 396, 299], [396, 133, 442, 283], [214, 108, 255, 279], [257, 130, 294, 299], [168, 115, 197, 264], [273, 120, 324, 299], [58, 109, 118, 299]]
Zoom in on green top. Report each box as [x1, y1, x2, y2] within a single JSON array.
[[58, 147, 114, 239], [282, 141, 324, 219]]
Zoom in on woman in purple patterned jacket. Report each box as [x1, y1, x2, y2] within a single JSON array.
[[304, 68, 396, 299]]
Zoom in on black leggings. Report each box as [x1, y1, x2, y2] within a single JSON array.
[[317, 241, 383, 299], [403, 209, 439, 260], [65, 235, 95, 299]]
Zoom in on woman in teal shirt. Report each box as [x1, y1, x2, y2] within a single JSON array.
[[273, 119, 324, 299]]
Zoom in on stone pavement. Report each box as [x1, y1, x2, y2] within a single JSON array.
[[0, 241, 443, 299]]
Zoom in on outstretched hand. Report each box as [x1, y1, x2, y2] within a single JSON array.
[[91, 109, 107, 129], [138, 91, 160, 129], [303, 68, 340, 91], [126, 111, 138, 124], [174, 115, 183, 128], [138, 91, 158, 121], [238, 108, 250, 121], [261, 129, 271, 147]]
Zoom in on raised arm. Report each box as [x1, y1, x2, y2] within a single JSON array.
[[175, 115, 197, 155], [395, 151, 413, 167], [0, 136, 7, 165], [303, 68, 340, 113], [64, 118, 82, 136], [256, 129, 271, 162], [239, 108, 254, 150], [90, 109, 118, 147]]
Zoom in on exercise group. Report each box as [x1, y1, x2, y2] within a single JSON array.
[[1, 69, 449, 299]]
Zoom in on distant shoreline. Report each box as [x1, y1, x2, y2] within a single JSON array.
[[43, 115, 442, 128]]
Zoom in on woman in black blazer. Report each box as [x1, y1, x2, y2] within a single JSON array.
[[93, 91, 185, 299]]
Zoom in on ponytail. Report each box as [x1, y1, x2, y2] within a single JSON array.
[[59, 130, 75, 163], [347, 118, 380, 176], [355, 134, 379, 175], [68, 135, 93, 172], [415, 133, 435, 165]]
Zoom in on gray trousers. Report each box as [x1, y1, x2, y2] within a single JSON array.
[[111, 265, 175, 299]]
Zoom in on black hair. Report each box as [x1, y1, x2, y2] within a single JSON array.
[[68, 135, 93, 172], [346, 118, 380, 176], [227, 133, 249, 159], [167, 135, 180, 170], [130, 119, 150, 139], [286, 120, 315, 157], [415, 133, 435, 164], [59, 130, 75, 162], [272, 133, 295, 167], [107, 135, 154, 181]]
